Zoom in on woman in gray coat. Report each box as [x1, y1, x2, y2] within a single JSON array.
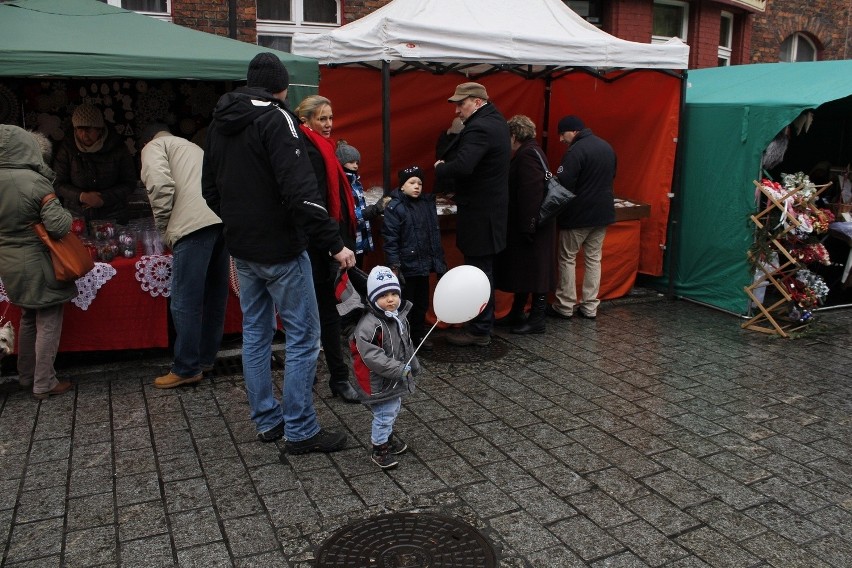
[[0, 125, 76, 399]]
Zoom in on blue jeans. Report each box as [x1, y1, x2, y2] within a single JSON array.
[[371, 397, 402, 445], [234, 253, 321, 442], [170, 225, 229, 377]]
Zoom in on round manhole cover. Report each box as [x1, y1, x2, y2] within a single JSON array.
[[418, 336, 508, 363], [315, 512, 498, 567]]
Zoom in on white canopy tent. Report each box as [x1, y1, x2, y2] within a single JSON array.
[[292, 0, 688, 72], [292, 0, 690, 278]]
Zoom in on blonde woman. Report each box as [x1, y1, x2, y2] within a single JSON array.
[[294, 95, 360, 403]]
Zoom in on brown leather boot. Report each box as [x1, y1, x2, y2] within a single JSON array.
[[153, 372, 203, 389], [32, 380, 74, 400]]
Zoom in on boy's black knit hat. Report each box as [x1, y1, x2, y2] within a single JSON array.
[[398, 166, 424, 186]]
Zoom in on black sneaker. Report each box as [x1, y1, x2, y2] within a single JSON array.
[[256, 421, 284, 443], [387, 434, 408, 455], [371, 443, 399, 469], [285, 429, 347, 455]]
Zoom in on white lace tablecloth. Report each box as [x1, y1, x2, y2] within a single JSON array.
[[0, 254, 173, 310], [135, 254, 173, 298], [0, 262, 117, 311], [72, 262, 117, 310]]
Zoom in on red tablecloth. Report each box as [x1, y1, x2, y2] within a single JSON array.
[[1, 256, 242, 353]]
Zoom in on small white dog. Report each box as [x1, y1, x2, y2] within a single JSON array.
[[0, 321, 15, 359]]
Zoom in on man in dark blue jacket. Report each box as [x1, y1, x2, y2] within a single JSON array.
[[435, 82, 511, 346], [202, 53, 355, 454], [547, 115, 616, 320]]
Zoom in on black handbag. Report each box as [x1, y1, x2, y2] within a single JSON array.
[[534, 150, 575, 225]]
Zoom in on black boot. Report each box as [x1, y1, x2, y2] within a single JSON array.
[[495, 293, 528, 327], [329, 380, 360, 403], [511, 294, 546, 334]]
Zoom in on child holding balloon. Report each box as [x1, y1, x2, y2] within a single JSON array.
[[353, 266, 421, 469], [382, 166, 447, 351]]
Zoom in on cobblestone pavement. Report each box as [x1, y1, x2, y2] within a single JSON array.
[[0, 292, 850, 567]]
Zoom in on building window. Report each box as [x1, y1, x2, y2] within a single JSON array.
[[652, 0, 688, 44], [780, 33, 817, 62], [99, 0, 170, 20], [565, 0, 603, 27], [257, 0, 340, 53], [718, 11, 733, 66]]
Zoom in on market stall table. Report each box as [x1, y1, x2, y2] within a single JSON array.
[[0, 255, 243, 353], [362, 195, 651, 322]]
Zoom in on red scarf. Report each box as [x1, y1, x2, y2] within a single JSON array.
[[300, 125, 357, 234]]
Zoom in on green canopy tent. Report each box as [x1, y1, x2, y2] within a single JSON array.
[[0, 0, 318, 105], [660, 61, 852, 314]]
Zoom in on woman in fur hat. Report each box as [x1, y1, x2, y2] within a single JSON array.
[[52, 103, 136, 224]]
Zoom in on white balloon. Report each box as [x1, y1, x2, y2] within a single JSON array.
[[432, 265, 490, 324]]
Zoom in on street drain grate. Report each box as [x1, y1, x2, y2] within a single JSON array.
[[417, 336, 508, 363], [209, 354, 284, 377], [315, 512, 498, 567]]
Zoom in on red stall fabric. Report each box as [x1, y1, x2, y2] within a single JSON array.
[[315, 67, 544, 193], [2, 256, 243, 354], [548, 71, 681, 276], [316, 67, 678, 277]]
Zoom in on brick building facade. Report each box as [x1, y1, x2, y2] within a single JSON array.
[[157, 0, 849, 68], [170, 0, 258, 44], [750, 0, 852, 62]]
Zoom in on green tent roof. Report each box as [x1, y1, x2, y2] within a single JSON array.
[[0, 0, 318, 90], [664, 60, 852, 314]]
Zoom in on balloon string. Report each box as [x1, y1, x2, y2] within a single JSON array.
[[406, 320, 439, 367]]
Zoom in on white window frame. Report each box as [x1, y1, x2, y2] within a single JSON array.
[[257, 0, 341, 52], [101, 0, 171, 22], [781, 32, 817, 62], [718, 11, 733, 66], [652, 0, 689, 44]]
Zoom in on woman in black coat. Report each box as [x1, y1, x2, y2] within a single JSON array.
[[495, 115, 557, 334]]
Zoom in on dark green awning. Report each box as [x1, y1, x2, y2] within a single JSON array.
[[0, 0, 318, 103]]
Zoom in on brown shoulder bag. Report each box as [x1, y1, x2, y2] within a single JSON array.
[[33, 193, 94, 282]]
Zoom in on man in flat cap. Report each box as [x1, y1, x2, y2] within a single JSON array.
[[202, 52, 355, 454], [435, 82, 511, 347], [547, 115, 616, 321]]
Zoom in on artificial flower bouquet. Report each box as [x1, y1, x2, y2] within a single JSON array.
[[784, 268, 830, 322], [750, 173, 835, 326]]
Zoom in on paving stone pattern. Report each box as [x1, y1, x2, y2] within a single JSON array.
[[0, 294, 850, 567]]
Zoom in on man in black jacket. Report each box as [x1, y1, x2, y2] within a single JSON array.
[[547, 115, 616, 320], [202, 53, 355, 454], [435, 82, 511, 346]]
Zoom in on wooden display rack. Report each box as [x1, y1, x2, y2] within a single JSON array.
[[742, 180, 830, 337]]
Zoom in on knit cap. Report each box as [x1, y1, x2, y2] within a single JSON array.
[[557, 115, 585, 133], [336, 142, 361, 165], [398, 166, 423, 187], [246, 52, 289, 93], [367, 266, 401, 306], [72, 103, 105, 129]]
